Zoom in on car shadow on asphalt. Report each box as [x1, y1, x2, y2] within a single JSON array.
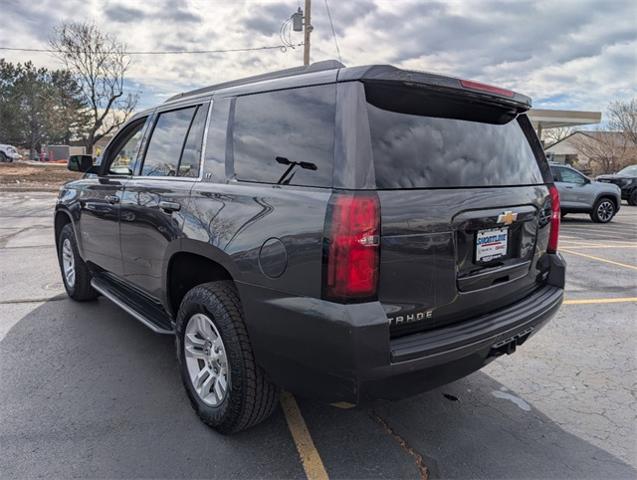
[[1, 298, 635, 479], [0, 298, 304, 479]]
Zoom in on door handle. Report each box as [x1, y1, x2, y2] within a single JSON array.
[[565, 186, 574, 189], [105, 195, 120, 204], [159, 200, 181, 213]]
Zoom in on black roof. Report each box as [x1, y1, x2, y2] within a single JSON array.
[[160, 59, 532, 112]]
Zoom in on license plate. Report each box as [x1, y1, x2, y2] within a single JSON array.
[[476, 228, 508, 262]]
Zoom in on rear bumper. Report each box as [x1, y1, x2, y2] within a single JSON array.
[[238, 254, 565, 404]]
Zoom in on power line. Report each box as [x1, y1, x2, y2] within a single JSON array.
[[0, 43, 304, 56], [323, 0, 342, 63]]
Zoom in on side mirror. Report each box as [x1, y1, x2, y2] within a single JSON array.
[[68, 155, 95, 173]]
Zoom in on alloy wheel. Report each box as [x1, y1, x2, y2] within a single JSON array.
[[61, 238, 76, 287], [184, 313, 230, 406], [597, 201, 614, 222]]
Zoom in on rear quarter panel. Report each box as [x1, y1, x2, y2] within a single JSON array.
[[185, 181, 331, 297]]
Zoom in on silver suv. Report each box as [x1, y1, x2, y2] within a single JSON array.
[[550, 163, 621, 223]]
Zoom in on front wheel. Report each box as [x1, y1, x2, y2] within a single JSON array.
[[175, 281, 279, 434], [0, 152, 7, 162], [590, 198, 616, 223], [629, 190, 637, 206], [57, 223, 98, 301]]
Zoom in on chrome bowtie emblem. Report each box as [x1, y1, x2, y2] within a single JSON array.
[[497, 211, 518, 225]]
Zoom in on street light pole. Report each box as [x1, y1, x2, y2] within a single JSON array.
[[303, 0, 312, 65]]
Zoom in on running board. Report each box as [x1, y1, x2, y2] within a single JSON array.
[[91, 277, 174, 335]]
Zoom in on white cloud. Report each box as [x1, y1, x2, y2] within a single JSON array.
[[0, 0, 635, 112]]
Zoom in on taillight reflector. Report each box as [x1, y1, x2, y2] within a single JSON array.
[[459, 79, 515, 98], [548, 185, 560, 253], [324, 193, 380, 301]]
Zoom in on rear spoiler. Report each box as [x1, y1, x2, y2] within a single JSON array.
[[338, 65, 531, 114]]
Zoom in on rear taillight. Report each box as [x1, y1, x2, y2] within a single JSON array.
[[548, 185, 560, 253], [324, 192, 380, 301]]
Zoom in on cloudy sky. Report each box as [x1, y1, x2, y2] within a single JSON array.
[[1, 0, 635, 114]]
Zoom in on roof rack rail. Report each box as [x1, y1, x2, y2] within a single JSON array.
[[165, 59, 345, 103]]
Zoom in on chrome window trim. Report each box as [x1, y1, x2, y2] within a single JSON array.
[[129, 98, 213, 183], [198, 99, 215, 182]]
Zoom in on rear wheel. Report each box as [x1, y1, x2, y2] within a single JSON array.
[[57, 223, 98, 300], [175, 281, 279, 433], [0, 152, 7, 162], [590, 198, 616, 223]]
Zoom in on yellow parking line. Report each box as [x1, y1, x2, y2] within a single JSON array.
[[572, 238, 636, 244], [560, 249, 637, 270], [281, 392, 329, 480], [564, 297, 637, 305], [562, 245, 637, 250]]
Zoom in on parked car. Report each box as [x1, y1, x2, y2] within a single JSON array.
[[0, 144, 21, 162], [54, 61, 565, 433], [596, 165, 637, 206], [549, 163, 621, 222]]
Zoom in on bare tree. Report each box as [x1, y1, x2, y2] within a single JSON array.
[[50, 22, 138, 153], [572, 132, 627, 175], [607, 98, 637, 145], [542, 127, 574, 147]]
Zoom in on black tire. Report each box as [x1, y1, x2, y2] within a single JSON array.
[[629, 190, 637, 206], [175, 281, 279, 434], [0, 152, 7, 162], [57, 223, 98, 301], [590, 197, 616, 223]]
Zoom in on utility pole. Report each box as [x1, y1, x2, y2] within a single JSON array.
[[303, 0, 312, 66]]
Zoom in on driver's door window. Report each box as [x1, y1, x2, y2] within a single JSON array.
[[559, 168, 586, 185], [107, 119, 147, 175]]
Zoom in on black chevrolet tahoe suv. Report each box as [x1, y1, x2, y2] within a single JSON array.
[[55, 60, 565, 433]]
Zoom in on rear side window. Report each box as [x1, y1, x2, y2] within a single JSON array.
[[178, 105, 207, 177], [142, 106, 198, 177], [366, 92, 544, 189], [203, 98, 231, 181], [231, 85, 336, 187], [550, 166, 561, 182]]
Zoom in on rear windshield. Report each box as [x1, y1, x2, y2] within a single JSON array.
[[367, 98, 544, 189]]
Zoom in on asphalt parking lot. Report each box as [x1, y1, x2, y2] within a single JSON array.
[[0, 191, 635, 479]]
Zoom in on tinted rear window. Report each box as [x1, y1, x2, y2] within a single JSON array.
[[232, 85, 336, 187], [367, 102, 543, 189]]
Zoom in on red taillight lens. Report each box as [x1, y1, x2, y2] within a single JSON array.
[[459, 79, 515, 98], [548, 185, 560, 253], [324, 192, 380, 301]]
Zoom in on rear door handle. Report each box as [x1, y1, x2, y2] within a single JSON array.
[[159, 200, 181, 213], [105, 195, 120, 204]]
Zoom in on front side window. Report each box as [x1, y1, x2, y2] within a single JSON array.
[[141, 106, 197, 177], [232, 85, 336, 187], [107, 119, 146, 175], [559, 167, 586, 185], [618, 165, 637, 176]]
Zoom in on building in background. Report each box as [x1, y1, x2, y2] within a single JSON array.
[[545, 131, 635, 175], [528, 109, 601, 142]]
